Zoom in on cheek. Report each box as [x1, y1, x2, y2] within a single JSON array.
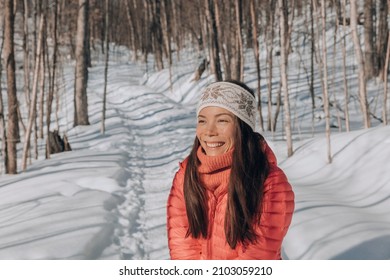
[[223, 126, 235, 140], [227, 137, 235, 147], [196, 127, 202, 139]]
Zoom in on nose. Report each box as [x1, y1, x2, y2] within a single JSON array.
[[204, 121, 217, 136]]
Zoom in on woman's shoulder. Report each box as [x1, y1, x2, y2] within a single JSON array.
[[176, 157, 189, 175], [258, 136, 278, 166], [171, 156, 189, 185], [179, 157, 189, 169], [169, 157, 190, 200], [259, 139, 292, 193], [265, 165, 290, 189]]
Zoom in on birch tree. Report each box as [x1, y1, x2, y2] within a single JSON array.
[[4, 0, 20, 174], [22, 14, 45, 171], [309, 0, 316, 134], [46, 0, 59, 158], [341, 0, 350, 132], [161, 0, 173, 90], [22, 0, 31, 108], [278, 0, 293, 157], [350, 0, 370, 128], [124, 0, 137, 61], [383, 33, 390, 126], [74, 0, 90, 126], [363, 0, 376, 79], [205, 0, 223, 81], [234, 0, 244, 81], [171, 0, 181, 60], [150, 0, 164, 71], [320, 0, 332, 163], [0, 19, 8, 173], [213, 0, 229, 80], [377, 0, 389, 81], [250, 0, 264, 131], [265, 1, 276, 133], [101, 0, 110, 134]]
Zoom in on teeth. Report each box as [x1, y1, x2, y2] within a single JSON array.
[[206, 142, 224, 148]]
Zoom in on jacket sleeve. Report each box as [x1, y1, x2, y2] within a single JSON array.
[[235, 165, 295, 260], [167, 160, 202, 259]]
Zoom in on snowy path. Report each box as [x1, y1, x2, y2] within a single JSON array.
[[75, 64, 198, 259], [0, 63, 196, 259], [100, 77, 196, 259]]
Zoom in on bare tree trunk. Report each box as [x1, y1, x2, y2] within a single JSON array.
[[142, 0, 150, 65], [332, 7, 342, 132], [363, 0, 376, 79], [250, 0, 264, 131], [197, 0, 207, 56], [150, 0, 164, 71], [350, 0, 371, 128], [213, 0, 229, 80], [31, 0, 38, 80], [124, 0, 137, 61], [46, 0, 58, 159], [341, 0, 350, 132], [39, 39, 46, 140], [278, 0, 293, 157], [171, 0, 180, 61], [310, 0, 316, 135], [0, 91, 7, 174], [23, 0, 31, 108], [101, 0, 109, 134], [0, 22, 8, 174], [155, 0, 164, 69], [22, 13, 45, 171], [36, 34, 47, 160], [205, 0, 222, 81], [377, 0, 389, 81], [234, 0, 244, 81], [4, 0, 20, 174], [57, 55, 66, 131], [266, 1, 276, 133], [320, 0, 332, 163], [273, 84, 282, 134], [383, 31, 390, 126], [284, 0, 294, 55], [230, 12, 239, 81], [74, 0, 90, 126], [85, 8, 92, 69], [162, 0, 173, 91]]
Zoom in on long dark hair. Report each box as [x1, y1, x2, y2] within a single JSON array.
[[183, 80, 269, 249]]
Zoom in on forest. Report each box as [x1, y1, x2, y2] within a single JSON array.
[[0, 0, 389, 175]]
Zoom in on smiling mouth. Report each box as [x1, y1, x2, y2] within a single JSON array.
[[205, 142, 225, 148]]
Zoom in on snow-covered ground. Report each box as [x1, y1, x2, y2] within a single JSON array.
[[1, 20, 390, 260]]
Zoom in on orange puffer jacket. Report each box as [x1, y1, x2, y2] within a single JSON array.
[[167, 141, 294, 260]]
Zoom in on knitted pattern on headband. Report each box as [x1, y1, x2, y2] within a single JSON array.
[[197, 82, 256, 130]]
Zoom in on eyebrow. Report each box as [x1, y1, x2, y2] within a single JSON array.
[[198, 113, 234, 118]]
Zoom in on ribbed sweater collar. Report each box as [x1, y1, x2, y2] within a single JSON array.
[[197, 146, 233, 174], [196, 146, 232, 193]]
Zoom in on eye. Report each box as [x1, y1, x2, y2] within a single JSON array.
[[218, 119, 229, 123], [197, 119, 206, 124]]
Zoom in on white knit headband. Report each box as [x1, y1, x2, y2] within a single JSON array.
[[197, 82, 256, 130]]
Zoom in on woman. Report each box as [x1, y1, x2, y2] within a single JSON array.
[[167, 80, 294, 259]]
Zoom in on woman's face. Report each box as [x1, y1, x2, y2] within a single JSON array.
[[196, 106, 236, 156]]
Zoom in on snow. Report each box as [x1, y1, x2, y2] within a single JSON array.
[[282, 126, 390, 259], [1, 24, 390, 261]]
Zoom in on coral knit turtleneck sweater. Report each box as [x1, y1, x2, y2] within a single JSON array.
[[167, 141, 294, 260], [197, 146, 232, 193]]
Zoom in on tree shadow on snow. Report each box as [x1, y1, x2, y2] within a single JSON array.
[[330, 235, 390, 260]]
